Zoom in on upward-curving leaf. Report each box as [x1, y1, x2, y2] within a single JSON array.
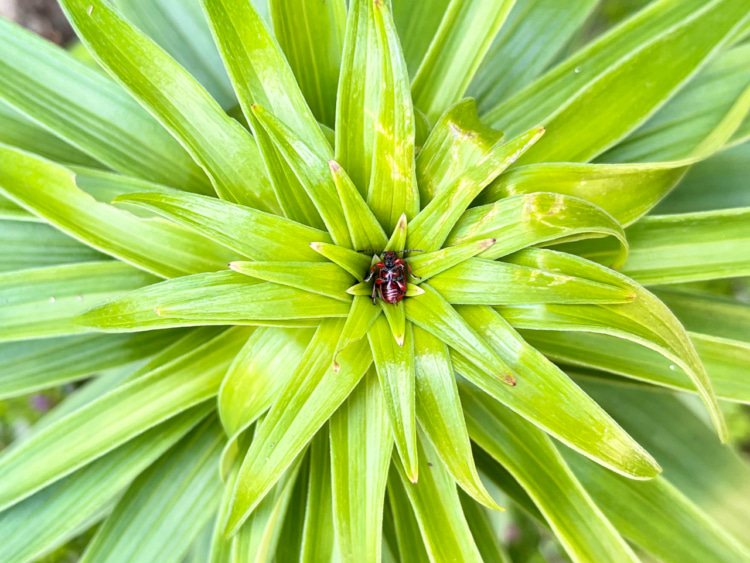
[[407, 127, 545, 252], [58, 0, 278, 211], [411, 0, 516, 122], [201, 0, 331, 156], [270, 0, 346, 128], [368, 0, 420, 233]]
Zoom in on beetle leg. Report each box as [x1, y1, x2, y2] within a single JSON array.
[[371, 281, 379, 305], [405, 261, 421, 280], [364, 267, 376, 282]]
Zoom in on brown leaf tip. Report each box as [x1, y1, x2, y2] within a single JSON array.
[[481, 238, 497, 249], [503, 373, 517, 386], [328, 160, 341, 173]]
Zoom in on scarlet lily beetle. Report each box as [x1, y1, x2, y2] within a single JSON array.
[[360, 250, 423, 305]]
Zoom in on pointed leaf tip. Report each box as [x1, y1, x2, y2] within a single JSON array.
[[329, 160, 341, 173]]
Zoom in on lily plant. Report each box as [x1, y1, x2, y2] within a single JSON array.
[[1, 0, 750, 561]]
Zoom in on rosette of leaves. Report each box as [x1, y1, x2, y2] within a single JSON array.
[[1, 0, 750, 561]]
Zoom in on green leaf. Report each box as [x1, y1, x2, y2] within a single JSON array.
[[392, 0, 450, 77], [58, 0, 278, 211], [415, 99, 504, 206], [411, 0, 516, 122], [656, 143, 750, 213], [468, 0, 599, 112], [482, 79, 750, 226], [413, 326, 499, 509], [429, 257, 635, 305], [0, 405, 210, 563], [0, 328, 247, 510], [0, 220, 108, 273], [392, 430, 484, 563], [78, 272, 347, 332], [114, 189, 330, 262], [454, 305, 660, 479], [224, 320, 372, 535], [560, 441, 750, 563], [0, 18, 209, 193], [311, 242, 372, 281], [526, 330, 750, 403], [218, 327, 313, 436], [335, 0, 380, 196], [407, 127, 545, 252], [369, 317, 417, 481], [330, 160, 389, 251], [330, 368, 393, 563], [498, 248, 728, 441], [249, 108, 327, 229], [80, 416, 225, 563], [602, 44, 750, 163], [0, 261, 158, 342], [300, 429, 336, 563], [386, 468, 431, 563], [459, 195, 630, 269], [653, 287, 750, 343], [232, 446, 306, 561], [459, 492, 512, 563], [618, 209, 750, 285], [229, 261, 354, 302], [335, 296, 382, 363], [201, 0, 330, 156], [513, 0, 750, 164], [275, 451, 310, 562], [462, 193, 630, 265], [249, 105, 351, 246], [0, 330, 185, 399], [0, 99, 100, 169], [368, 1, 419, 232], [405, 284, 516, 387], [487, 0, 749, 144], [460, 381, 640, 563], [270, 0, 346, 127], [578, 380, 750, 548], [0, 147, 238, 278], [407, 239, 497, 282], [112, 0, 236, 109]]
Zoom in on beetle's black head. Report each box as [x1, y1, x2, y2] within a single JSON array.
[[383, 251, 398, 267]]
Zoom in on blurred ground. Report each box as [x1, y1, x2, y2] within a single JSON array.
[[0, 0, 74, 44]]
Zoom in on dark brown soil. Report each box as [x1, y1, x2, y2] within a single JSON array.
[[0, 0, 74, 45]]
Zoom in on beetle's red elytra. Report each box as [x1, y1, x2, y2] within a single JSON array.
[[362, 250, 422, 305]]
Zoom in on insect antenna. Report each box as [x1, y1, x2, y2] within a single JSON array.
[[356, 249, 379, 254], [402, 249, 424, 253]]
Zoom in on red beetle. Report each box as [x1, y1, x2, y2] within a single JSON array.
[[363, 250, 422, 305]]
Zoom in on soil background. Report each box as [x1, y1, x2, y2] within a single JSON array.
[[0, 0, 74, 44]]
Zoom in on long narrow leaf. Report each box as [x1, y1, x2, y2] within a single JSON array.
[[224, 320, 372, 535], [0, 328, 247, 510], [59, 0, 278, 211], [80, 416, 225, 563], [413, 326, 499, 509], [0, 147, 238, 278], [270, 0, 346, 127], [461, 381, 640, 563], [330, 368, 393, 563], [0, 18, 209, 193], [411, 0, 516, 121], [0, 262, 158, 342]]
